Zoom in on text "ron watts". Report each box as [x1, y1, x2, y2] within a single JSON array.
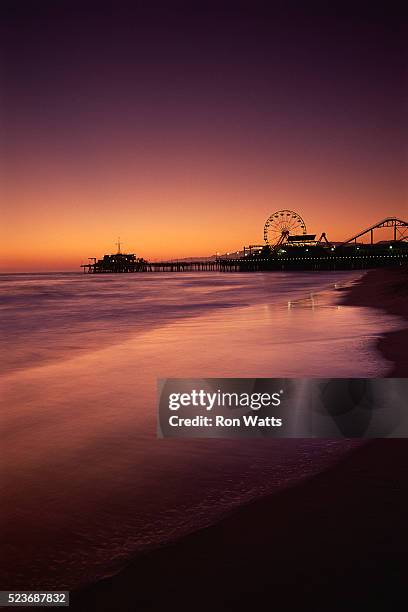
[[169, 415, 283, 427]]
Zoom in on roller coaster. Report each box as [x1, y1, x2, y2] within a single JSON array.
[[338, 217, 408, 246]]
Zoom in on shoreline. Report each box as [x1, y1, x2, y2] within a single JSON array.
[[339, 265, 408, 376], [72, 266, 408, 611], [73, 439, 408, 611]]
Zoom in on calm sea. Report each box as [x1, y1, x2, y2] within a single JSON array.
[[0, 271, 401, 590]]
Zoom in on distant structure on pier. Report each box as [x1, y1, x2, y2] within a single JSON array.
[[81, 238, 148, 273]]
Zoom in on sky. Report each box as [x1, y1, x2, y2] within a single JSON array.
[[1, 1, 407, 271]]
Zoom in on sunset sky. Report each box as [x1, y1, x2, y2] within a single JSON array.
[[1, 1, 407, 271]]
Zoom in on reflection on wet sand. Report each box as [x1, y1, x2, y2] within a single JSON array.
[[0, 271, 404, 590]]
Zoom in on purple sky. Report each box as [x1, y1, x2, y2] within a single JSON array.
[[1, 1, 407, 269]]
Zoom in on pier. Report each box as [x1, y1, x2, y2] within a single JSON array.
[[81, 216, 408, 274], [82, 249, 407, 273]]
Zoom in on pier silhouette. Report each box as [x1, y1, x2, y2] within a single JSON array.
[[81, 215, 408, 273]]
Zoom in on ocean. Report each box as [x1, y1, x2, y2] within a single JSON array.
[[0, 271, 402, 590]]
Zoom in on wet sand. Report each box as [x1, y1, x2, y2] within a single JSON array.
[[340, 265, 408, 376], [73, 438, 408, 611], [73, 266, 408, 611]]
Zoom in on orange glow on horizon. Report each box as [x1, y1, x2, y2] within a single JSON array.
[[3, 119, 406, 272], [2, 198, 406, 272]]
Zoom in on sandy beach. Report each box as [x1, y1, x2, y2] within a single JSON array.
[[72, 266, 408, 611], [72, 440, 408, 611], [340, 265, 408, 376]]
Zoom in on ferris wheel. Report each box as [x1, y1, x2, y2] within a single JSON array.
[[264, 210, 307, 245]]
